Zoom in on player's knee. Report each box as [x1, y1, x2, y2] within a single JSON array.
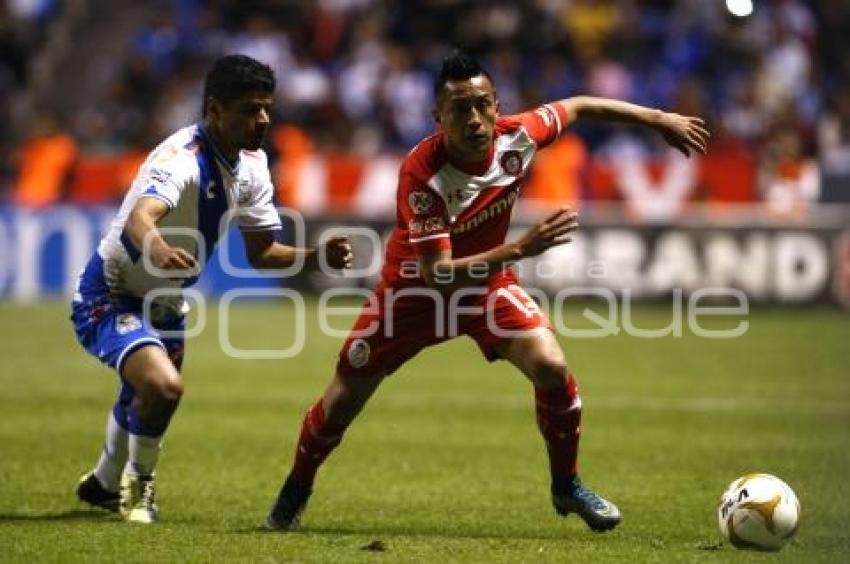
[[531, 356, 568, 389], [158, 377, 184, 403], [145, 375, 183, 407]]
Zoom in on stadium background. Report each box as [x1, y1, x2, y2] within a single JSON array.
[[1, 0, 849, 304], [1, 1, 848, 562]]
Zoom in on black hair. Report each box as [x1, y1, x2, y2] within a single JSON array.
[[202, 54, 275, 117], [434, 49, 493, 99]]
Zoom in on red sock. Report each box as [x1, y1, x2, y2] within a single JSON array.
[[289, 400, 345, 485], [534, 373, 582, 479]]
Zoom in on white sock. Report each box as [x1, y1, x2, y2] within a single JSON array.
[[126, 433, 162, 477], [93, 411, 128, 492]]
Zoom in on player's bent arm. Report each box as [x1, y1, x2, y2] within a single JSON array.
[[125, 197, 197, 270], [242, 230, 316, 270], [419, 244, 523, 293], [242, 231, 352, 271], [556, 96, 709, 156], [420, 207, 578, 293]]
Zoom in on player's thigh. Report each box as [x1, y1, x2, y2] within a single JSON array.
[[121, 344, 183, 402], [472, 281, 568, 387], [336, 297, 443, 380], [71, 291, 186, 401], [465, 282, 564, 380]]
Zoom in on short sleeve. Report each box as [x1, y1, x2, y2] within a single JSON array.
[[135, 145, 198, 209], [517, 103, 572, 149], [398, 172, 451, 256], [237, 166, 282, 231]]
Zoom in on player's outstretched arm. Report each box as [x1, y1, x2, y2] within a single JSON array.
[[557, 96, 710, 157], [126, 197, 198, 272], [242, 231, 353, 271], [420, 207, 578, 292]]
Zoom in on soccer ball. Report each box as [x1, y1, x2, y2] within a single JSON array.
[[717, 473, 800, 551]]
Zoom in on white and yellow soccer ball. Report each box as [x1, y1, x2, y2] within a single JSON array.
[[718, 473, 800, 551]]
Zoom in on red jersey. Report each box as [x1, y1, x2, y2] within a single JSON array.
[[381, 103, 572, 288]]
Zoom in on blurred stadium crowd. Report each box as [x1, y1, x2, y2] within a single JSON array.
[[1, 0, 848, 216]]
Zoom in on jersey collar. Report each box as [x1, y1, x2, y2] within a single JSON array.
[[198, 123, 241, 176]]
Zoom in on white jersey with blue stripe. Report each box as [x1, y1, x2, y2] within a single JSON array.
[[94, 123, 282, 300]]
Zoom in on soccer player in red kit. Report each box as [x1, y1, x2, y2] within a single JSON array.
[[266, 50, 709, 532]]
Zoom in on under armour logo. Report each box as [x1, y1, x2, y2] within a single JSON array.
[[446, 188, 465, 205], [205, 180, 217, 199]]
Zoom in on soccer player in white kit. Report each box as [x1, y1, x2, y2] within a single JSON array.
[[71, 55, 352, 523]]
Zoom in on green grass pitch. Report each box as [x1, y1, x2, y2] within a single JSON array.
[[0, 300, 848, 562]]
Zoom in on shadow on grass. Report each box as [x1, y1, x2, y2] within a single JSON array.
[[230, 523, 581, 543], [0, 509, 117, 523]]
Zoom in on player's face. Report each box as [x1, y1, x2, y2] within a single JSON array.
[[207, 91, 274, 155], [436, 75, 498, 162]]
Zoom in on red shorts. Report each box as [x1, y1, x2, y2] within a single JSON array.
[[336, 273, 551, 378]]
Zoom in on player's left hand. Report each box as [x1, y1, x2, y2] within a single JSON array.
[[322, 236, 353, 270], [654, 112, 710, 157]]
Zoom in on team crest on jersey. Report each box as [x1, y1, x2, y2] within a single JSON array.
[[115, 313, 142, 335], [408, 191, 433, 215], [347, 338, 370, 369], [500, 150, 523, 176]]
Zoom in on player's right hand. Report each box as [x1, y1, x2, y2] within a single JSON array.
[[149, 242, 198, 272], [516, 207, 579, 258], [322, 236, 354, 270]]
